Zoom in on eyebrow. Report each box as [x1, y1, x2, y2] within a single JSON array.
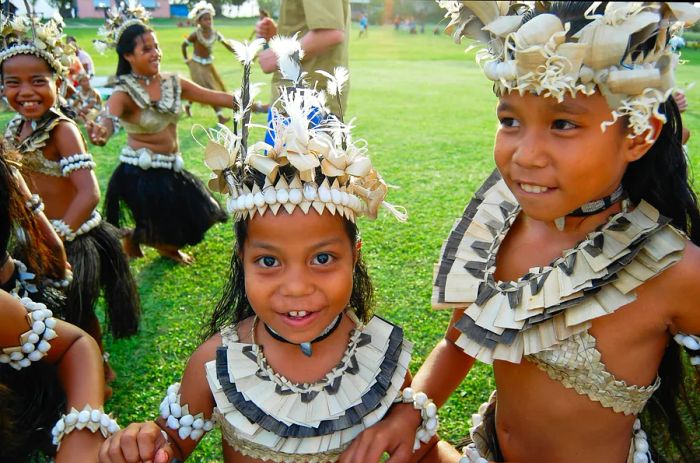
[[248, 237, 346, 251], [497, 100, 588, 115]]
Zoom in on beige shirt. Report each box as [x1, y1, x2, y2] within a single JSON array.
[[272, 0, 350, 116]]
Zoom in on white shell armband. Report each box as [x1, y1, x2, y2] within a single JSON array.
[[459, 444, 487, 463], [51, 211, 102, 242], [51, 405, 120, 448], [25, 194, 44, 215], [159, 382, 215, 441], [0, 297, 57, 370], [674, 333, 700, 366], [59, 153, 96, 176], [395, 387, 439, 451]]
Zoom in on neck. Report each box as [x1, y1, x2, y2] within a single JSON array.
[[259, 312, 346, 357], [548, 202, 625, 234]]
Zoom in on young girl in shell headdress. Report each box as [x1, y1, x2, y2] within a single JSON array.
[[89, 2, 231, 265], [97, 38, 460, 463], [0, 148, 118, 463], [0, 12, 141, 384], [181, 0, 238, 123], [343, 2, 700, 463]]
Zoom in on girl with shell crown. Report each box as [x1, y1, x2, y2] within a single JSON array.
[[343, 2, 700, 463], [0, 148, 118, 463], [0, 12, 141, 386], [98, 39, 459, 463], [181, 0, 238, 123], [89, 2, 231, 265]]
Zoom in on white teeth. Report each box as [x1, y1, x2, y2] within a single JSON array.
[[288, 310, 308, 317], [520, 183, 549, 194]]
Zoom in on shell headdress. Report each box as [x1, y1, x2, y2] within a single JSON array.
[[0, 12, 73, 77], [189, 1, 216, 21], [197, 37, 406, 224], [93, 1, 151, 54], [438, 1, 700, 140]]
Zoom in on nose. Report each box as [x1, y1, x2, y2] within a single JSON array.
[[279, 264, 315, 298], [512, 128, 549, 169]]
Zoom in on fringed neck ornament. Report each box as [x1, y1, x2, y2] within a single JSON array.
[[207, 315, 413, 462], [93, 0, 151, 54], [554, 184, 627, 231], [432, 171, 687, 364], [438, 1, 700, 142], [194, 36, 406, 224], [0, 10, 74, 77], [262, 313, 344, 357]]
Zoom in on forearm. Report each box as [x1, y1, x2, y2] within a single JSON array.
[[62, 188, 100, 231], [181, 42, 189, 60], [412, 338, 476, 407], [300, 29, 344, 59], [55, 334, 105, 463]]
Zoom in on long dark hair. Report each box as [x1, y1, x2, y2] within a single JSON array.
[[525, 3, 700, 461], [204, 166, 375, 340], [0, 145, 63, 279], [115, 23, 153, 76]]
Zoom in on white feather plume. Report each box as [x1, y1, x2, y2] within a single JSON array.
[[269, 34, 305, 83], [228, 38, 265, 65], [316, 66, 349, 97]]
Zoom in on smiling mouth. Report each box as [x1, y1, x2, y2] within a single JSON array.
[[19, 101, 40, 109], [519, 183, 551, 194]]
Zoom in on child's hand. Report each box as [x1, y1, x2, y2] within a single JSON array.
[[99, 421, 177, 463], [340, 403, 422, 463], [255, 16, 277, 40]]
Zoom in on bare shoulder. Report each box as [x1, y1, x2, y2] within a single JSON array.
[[0, 291, 30, 346], [656, 240, 700, 288], [187, 31, 197, 42], [52, 120, 86, 155], [188, 333, 222, 368]]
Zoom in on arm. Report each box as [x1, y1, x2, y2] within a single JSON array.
[[182, 33, 195, 61], [54, 122, 100, 231], [99, 335, 220, 463], [180, 77, 236, 110], [668, 244, 700, 335], [258, 28, 345, 74], [0, 290, 105, 462], [341, 309, 477, 463]]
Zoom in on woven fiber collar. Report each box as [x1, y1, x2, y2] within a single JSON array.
[[433, 170, 687, 364]]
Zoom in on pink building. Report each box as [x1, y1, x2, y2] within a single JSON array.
[[76, 0, 170, 19]]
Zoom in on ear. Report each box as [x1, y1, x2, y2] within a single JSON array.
[[624, 117, 663, 162], [353, 239, 362, 266]]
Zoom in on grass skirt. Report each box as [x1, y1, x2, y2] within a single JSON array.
[[188, 60, 226, 92], [105, 163, 227, 248], [64, 221, 141, 338]]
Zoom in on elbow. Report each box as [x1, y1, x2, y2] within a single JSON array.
[[326, 29, 345, 47], [84, 188, 100, 210]]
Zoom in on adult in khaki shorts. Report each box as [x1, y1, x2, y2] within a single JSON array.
[[255, 0, 350, 118]]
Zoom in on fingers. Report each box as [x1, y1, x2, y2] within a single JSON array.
[[98, 422, 162, 463], [341, 428, 405, 463]]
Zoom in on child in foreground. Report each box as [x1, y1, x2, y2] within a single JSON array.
[[0, 13, 141, 384], [99, 39, 456, 463], [343, 2, 700, 463]]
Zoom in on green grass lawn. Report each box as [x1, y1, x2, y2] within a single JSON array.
[[3, 19, 700, 461]]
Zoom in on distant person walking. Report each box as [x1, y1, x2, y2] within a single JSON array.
[[358, 14, 368, 38]]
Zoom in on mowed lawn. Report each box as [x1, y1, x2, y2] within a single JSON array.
[[2, 18, 700, 461]]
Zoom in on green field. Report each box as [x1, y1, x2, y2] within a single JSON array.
[[3, 19, 700, 461]]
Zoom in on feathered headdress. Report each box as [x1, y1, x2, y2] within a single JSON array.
[[188, 1, 216, 21], [438, 1, 700, 140], [93, 0, 151, 54], [195, 36, 406, 223], [0, 11, 73, 77]]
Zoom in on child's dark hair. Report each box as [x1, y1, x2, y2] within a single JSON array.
[[116, 23, 153, 76], [204, 165, 375, 340], [526, 2, 700, 461]]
